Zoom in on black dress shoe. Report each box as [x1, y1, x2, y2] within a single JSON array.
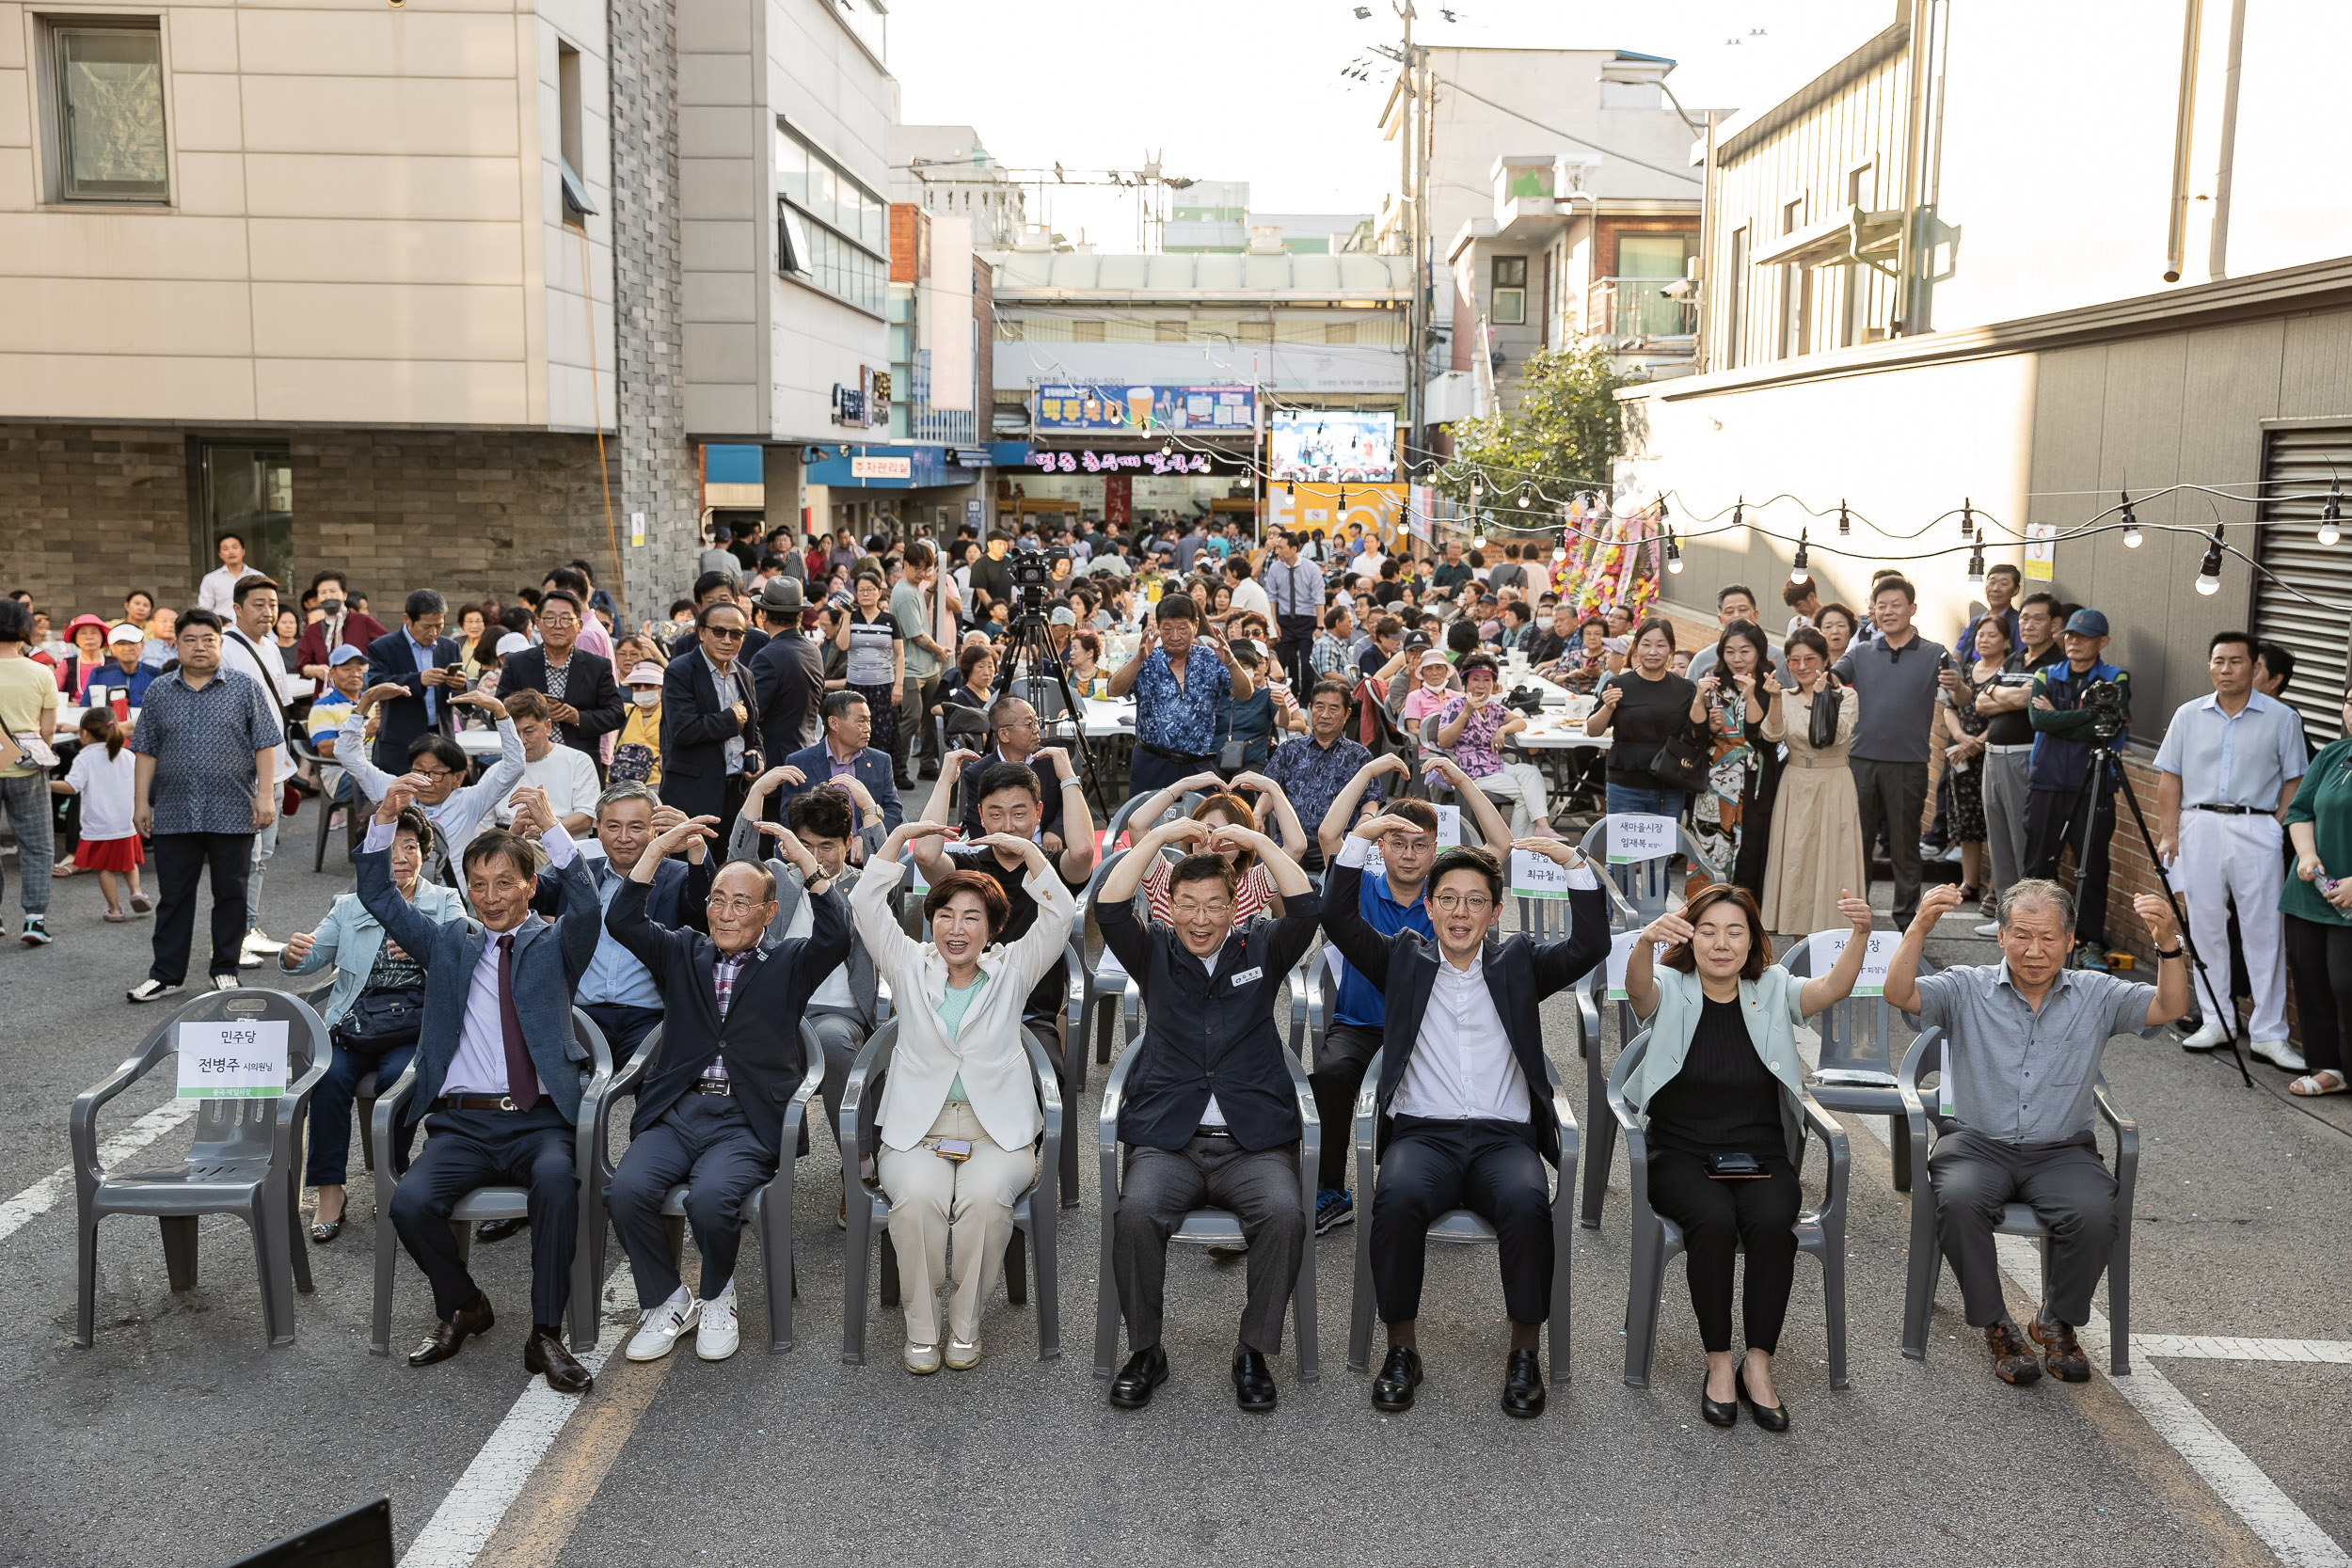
[[525, 1327, 595, 1394], [1232, 1347, 1278, 1413], [309, 1216, 343, 1243], [408, 1293, 495, 1367], [1372, 1345, 1423, 1413], [1736, 1364, 1789, 1432], [1700, 1384, 1740, 1427], [475, 1216, 528, 1243], [1108, 1345, 1168, 1409], [1500, 1348, 1546, 1418]]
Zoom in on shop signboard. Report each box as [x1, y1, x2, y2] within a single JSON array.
[[1033, 384, 1257, 435]]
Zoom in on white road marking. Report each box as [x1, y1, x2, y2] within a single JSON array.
[[1790, 1028, 2350, 1567], [0, 1100, 196, 1246], [396, 1270, 628, 1568], [2137, 1336, 2352, 1363]]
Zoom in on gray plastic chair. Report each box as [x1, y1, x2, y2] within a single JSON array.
[[1090, 1038, 1321, 1380], [586, 1023, 823, 1354], [367, 1007, 615, 1355], [1897, 1028, 2138, 1376], [1779, 940, 1935, 1193], [1071, 847, 1146, 1080], [72, 988, 329, 1348], [1607, 1028, 1851, 1389], [1343, 1047, 1578, 1385], [839, 1019, 1063, 1363], [1573, 817, 1720, 1230]]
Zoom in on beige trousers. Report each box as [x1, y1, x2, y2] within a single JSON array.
[[878, 1102, 1034, 1345]]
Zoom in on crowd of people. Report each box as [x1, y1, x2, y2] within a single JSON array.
[[0, 500, 2322, 1410]]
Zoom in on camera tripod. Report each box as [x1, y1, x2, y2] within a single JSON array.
[[2065, 736, 2252, 1088], [998, 601, 1111, 818]]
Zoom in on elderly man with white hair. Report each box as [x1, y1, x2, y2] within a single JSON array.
[[1883, 878, 2188, 1387]]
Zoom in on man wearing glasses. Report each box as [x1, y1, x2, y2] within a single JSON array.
[[659, 599, 764, 832], [497, 590, 623, 765], [943, 694, 1074, 850], [336, 683, 524, 884]]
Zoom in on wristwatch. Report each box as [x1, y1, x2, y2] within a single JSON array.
[[2154, 944, 2184, 959]]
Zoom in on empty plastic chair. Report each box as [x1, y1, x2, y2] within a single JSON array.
[[367, 1007, 615, 1355], [1091, 1038, 1320, 1381], [1779, 939, 1935, 1193], [73, 988, 330, 1348], [1896, 1029, 2138, 1376], [840, 1020, 1063, 1363], [1343, 1047, 1578, 1386], [1608, 1029, 1851, 1389]]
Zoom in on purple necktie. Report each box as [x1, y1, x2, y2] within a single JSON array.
[[496, 933, 541, 1111]]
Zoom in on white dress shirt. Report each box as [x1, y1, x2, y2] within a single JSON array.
[[498, 744, 602, 826], [782, 862, 864, 1012], [220, 625, 294, 783], [360, 818, 577, 1096], [198, 564, 244, 616], [1196, 946, 1227, 1128], [1392, 946, 1530, 1122]]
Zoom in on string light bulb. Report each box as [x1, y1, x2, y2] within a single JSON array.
[[1518, 483, 1533, 509], [1960, 499, 1976, 543], [1665, 531, 1684, 574], [1470, 528, 1486, 552], [1836, 500, 1851, 538], [1161, 439, 1173, 457], [1965, 546, 1986, 585], [1731, 495, 1744, 531], [1788, 529, 1810, 584], [2321, 483, 2343, 547], [2195, 527, 2226, 596], [1285, 481, 1295, 499], [1338, 485, 1348, 510], [1552, 535, 1568, 563], [2120, 492, 2142, 548]]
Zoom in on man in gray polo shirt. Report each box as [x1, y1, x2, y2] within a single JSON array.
[[2153, 629, 2309, 1069], [1833, 576, 1947, 926], [1885, 879, 2188, 1386]]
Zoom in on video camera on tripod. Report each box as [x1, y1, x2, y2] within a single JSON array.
[[2076, 677, 2128, 743], [1006, 546, 1067, 619]]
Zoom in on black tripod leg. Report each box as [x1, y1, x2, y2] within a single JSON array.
[[2105, 751, 2253, 1088]]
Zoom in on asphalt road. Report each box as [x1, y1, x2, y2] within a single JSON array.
[[1, 832, 2347, 1568]]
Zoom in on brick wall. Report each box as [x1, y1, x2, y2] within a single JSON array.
[[606, 0, 699, 625], [0, 425, 193, 610]]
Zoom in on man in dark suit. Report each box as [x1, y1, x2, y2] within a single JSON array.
[[669, 572, 770, 661], [748, 578, 823, 756], [659, 599, 763, 832], [356, 782, 606, 1393], [497, 590, 623, 764], [1321, 824, 1607, 1419], [773, 689, 902, 836], [602, 810, 850, 1362], [1092, 816, 1321, 1413], [365, 590, 464, 773]]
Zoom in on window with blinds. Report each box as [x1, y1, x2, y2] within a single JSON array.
[[2252, 425, 2352, 744]]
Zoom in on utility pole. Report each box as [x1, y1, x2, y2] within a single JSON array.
[[1398, 0, 1420, 474]]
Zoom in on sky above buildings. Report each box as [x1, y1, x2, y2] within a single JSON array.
[[888, 0, 1895, 248]]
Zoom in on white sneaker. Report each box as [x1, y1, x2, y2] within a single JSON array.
[[903, 1338, 942, 1374], [126, 978, 183, 1005], [946, 1337, 981, 1370], [209, 974, 242, 991], [1973, 921, 1999, 938], [2251, 1037, 2308, 1071], [695, 1293, 740, 1361], [625, 1294, 700, 1361], [2179, 1017, 2233, 1052]]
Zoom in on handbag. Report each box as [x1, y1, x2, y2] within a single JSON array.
[[337, 987, 425, 1051], [1806, 676, 1843, 752], [1647, 722, 1713, 790]]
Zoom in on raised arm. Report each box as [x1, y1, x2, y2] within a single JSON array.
[[1622, 908, 1687, 1025], [1229, 769, 1307, 857], [1796, 890, 1878, 1017], [1105, 621, 1156, 699], [1883, 882, 1965, 1016], [356, 781, 451, 970], [1319, 753, 1409, 860], [1034, 746, 1096, 882]]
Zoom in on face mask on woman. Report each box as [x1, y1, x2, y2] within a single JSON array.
[[632, 689, 659, 707]]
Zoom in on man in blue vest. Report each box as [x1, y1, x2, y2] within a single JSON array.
[[2022, 609, 2132, 969]]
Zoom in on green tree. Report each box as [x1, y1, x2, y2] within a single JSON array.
[[1436, 341, 1625, 531]]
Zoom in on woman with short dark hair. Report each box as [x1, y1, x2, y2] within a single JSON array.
[[852, 818, 1077, 1373], [1585, 617, 1698, 816], [1620, 882, 1873, 1431]]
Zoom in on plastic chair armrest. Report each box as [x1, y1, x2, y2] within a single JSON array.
[[70, 1048, 161, 1187], [1798, 1086, 1853, 1224], [1098, 1039, 1140, 1202], [370, 1059, 422, 1192], [838, 1024, 897, 1177], [1281, 1039, 1319, 1180]]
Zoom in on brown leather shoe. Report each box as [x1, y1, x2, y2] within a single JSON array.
[[408, 1292, 495, 1367], [1984, 1320, 2043, 1385], [525, 1327, 595, 1394], [2028, 1309, 2091, 1383]]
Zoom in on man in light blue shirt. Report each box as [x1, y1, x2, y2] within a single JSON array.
[[532, 781, 707, 1065], [2153, 630, 2309, 1068]]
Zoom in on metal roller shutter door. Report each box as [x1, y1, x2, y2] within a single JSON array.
[[2253, 426, 2352, 745]]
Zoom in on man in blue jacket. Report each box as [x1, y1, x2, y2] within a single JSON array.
[[2022, 609, 2131, 967], [363, 590, 465, 773], [772, 689, 903, 837], [357, 780, 605, 1392]]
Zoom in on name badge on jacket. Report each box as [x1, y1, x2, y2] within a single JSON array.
[[1230, 966, 1264, 988]]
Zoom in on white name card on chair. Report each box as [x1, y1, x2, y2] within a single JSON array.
[[1510, 848, 1572, 899], [1605, 813, 1677, 863], [1804, 929, 1900, 998], [176, 1021, 289, 1100], [1605, 930, 1667, 1000], [1435, 804, 1462, 847]]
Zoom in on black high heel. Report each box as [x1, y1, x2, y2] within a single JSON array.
[[1700, 1365, 1738, 1427], [1737, 1363, 1790, 1433]]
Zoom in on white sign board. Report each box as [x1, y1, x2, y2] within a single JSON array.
[[176, 1020, 289, 1100], [1510, 847, 1572, 899], [1435, 804, 1462, 848], [1606, 813, 1678, 863], [851, 454, 913, 480], [1606, 930, 1666, 1001], [1804, 928, 1900, 998], [629, 511, 646, 546]]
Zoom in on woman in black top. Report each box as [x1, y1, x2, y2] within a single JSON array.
[[1584, 616, 1700, 815]]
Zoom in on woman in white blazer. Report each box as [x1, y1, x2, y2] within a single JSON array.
[[851, 820, 1077, 1374], [1621, 882, 1872, 1433]]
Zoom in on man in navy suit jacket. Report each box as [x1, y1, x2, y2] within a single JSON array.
[[357, 781, 605, 1393], [773, 689, 903, 835], [496, 592, 625, 763], [659, 601, 764, 829], [365, 590, 466, 773], [1320, 824, 1607, 1420], [601, 812, 851, 1362]]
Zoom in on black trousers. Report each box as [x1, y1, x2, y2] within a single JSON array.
[[1115, 1135, 1305, 1355], [1308, 1022, 1383, 1192], [578, 1002, 664, 1068], [1126, 744, 1215, 801], [2023, 784, 2116, 947], [1850, 759, 1927, 926], [1370, 1117, 1553, 1326], [2283, 912, 2352, 1077], [1275, 613, 1317, 691], [1645, 1149, 1800, 1354], [606, 1094, 776, 1307], [148, 831, 253, 985], [390, 1104, 579, 1327], [1928, 1127, 2116, 1328]]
